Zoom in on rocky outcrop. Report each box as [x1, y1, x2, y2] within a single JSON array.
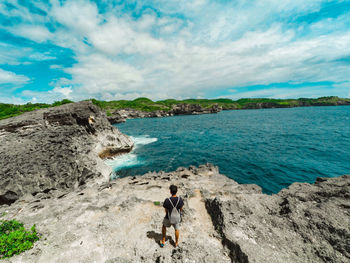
[[107, 109, 172, 124], [170, 103, 222, 115], [107, 104, 222, 124], [238, 99, 350, 110], [0, 101, 133, 205], [205, 174, 350, 263], [1, 164, 348, 263]]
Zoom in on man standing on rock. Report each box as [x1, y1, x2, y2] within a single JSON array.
[[161, 185, 184, 248]]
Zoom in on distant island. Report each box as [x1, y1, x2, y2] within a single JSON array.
[[1, 96, 350, 121]]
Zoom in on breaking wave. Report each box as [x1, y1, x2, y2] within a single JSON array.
[[105, 135, 158, 179]]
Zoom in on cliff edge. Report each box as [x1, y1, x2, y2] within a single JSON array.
[[0, 101, 133, 205], [0, 165, 349, 263]]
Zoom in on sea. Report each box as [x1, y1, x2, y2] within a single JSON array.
[[105, 106, 350, 194]]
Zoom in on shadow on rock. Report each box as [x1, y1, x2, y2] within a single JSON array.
[[146, 231, 175, 247]]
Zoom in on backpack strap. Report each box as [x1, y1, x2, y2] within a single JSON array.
[[168, 197, 180, 208], [168, 198, 174, 208], [175, 197, 180, 208]]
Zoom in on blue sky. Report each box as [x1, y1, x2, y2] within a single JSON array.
[[1, 0, 350, 103]]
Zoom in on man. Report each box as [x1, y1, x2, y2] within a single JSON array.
[[161, 185, 184, 248]]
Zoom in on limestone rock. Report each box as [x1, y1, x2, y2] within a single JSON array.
[[1, 164, 348, 263], [107, 104, 222, 124], [0, 101, 133, 205], [205, 174, 350, 263]]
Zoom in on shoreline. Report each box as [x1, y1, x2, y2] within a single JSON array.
[[107, 103, 350, 124], [0, 101, 349, 262]]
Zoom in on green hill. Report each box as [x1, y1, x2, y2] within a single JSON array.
[[0, 97, 349, 120]]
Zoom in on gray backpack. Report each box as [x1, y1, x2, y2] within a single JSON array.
[[168, 197, 181, 224]]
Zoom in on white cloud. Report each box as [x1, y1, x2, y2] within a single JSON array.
[[52, 87, 73, 98], [9, 25, 53, 43], [20, 86, 73, 103], [0, 96, 26, 104], [50, 20, 350, 100], [50, 64, 63, 70], [2, 0, 350, 102], [28, 52, 56, 61], [226, 84, 350, 100], [51, 0, 100, 35], [0, 69, 30, 85], [66, 54, 144, 94], [0, 43, 54, 65]]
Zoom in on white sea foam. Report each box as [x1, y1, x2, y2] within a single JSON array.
[[104, 135, 158, 173], [131, 135, 158, 147], [105, 153, 141, 171]]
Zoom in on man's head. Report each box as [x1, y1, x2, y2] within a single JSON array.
[[169, 185, 178, 196]]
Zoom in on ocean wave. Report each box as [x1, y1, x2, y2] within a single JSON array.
[[105, 135, 158, 175], [105, 153, 143, 172], [131, 135, 158, 147]]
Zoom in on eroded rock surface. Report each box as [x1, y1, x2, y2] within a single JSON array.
[[0, 101, 133, 205], [1, 164, 348, 263], [107, 104, 222, 124]]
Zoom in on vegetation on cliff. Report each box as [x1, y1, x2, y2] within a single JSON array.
[[0, 220, 39, 259], [90, 96, 350, 115], [0, 97, 349, 120], [0, 99, 73, 120]]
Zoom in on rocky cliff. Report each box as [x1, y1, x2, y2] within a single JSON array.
[[0, 101, 133, 205], [107, 104, 222, 124], [0, 101, 349, 263], [1, 164, 348, 263]]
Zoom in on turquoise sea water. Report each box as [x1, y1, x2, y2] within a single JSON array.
[[106, 106, 350, 194]]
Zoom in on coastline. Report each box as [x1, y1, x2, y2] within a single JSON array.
[[107, 102, 350, 124], [0, 101, 349, 262]]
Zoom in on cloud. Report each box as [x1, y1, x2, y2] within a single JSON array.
[[50, 64, 64, 70], [20, 86, 74, 103], [66, 54, 144, 94], [52, 87, 73, 98], [226, 83, 350, 100], [2, 0, 350, 102], [0, 43, 55, 65], [0, 69, 30, 85], [9, 25, 53, 43]]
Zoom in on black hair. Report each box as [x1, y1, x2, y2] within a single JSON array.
[[169, 185, 178, 195]]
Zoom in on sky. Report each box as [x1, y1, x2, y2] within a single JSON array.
[[1, 0, 350, 104]]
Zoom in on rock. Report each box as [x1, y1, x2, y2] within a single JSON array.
[[106, 104, 222, 124], [1, 164, 348, 262], [169, 103, 222, 115], [205, 174, 350, 263], [107, 112, 126, 124], [0, 101, 133, 205]]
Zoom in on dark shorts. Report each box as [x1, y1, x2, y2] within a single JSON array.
[[163, 217, 180, 230]]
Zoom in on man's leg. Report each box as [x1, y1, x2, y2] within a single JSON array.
[[162, 225, 166, 245], [175, 229, 179, 247]]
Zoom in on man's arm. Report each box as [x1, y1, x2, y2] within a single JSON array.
[[163, 199, 168, 216]]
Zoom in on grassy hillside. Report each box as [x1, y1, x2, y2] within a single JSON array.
[[0, 99, 73, 120], [0, 97, 349, 121], [91, 96, 350, 115]]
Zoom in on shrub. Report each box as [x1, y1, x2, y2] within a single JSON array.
[[0, 220, 39, 259]]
